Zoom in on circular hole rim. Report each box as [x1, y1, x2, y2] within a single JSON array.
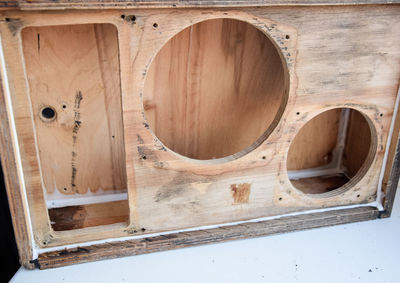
[[39, 106, 57, 122], [142, 17, 291, 164], [285, 107, 378, 198]]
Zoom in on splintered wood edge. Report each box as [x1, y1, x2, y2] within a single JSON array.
[[36, 206, 378, 269], [0, 0, 398, 10]]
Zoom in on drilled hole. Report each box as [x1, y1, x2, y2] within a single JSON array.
[[40, 106, 56, 121], [153, 23, 158, 28]]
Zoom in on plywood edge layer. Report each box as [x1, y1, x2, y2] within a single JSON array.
[[0, 0, 397, 11], [36, 206, 378, 269]]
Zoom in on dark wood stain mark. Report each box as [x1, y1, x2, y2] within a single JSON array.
[[48, 205, 87, 231], [230, 183, 251, 204], [71, 91, 83, 190], [5, 17, 23, 36], [37, 33, 40, 53]]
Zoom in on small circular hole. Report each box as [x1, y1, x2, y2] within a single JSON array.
[[296, 112, 300, 115], [141, 228, 146, 232], [285, 35, 290, 39], [262, 156, 266, 160], [278, 197, 283, 201], [142, 155, 147, 160], [379, 113, 383, 117], [121, 15, 125, 19], [63, 187, 67, 191], [357, 194, 360, 198], [62, 104, 67, 109], [112, 135, 115, 138], [153, 23, 158, 28], [40, 106, 56, 121]]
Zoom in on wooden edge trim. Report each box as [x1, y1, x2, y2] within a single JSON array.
[[0, 0, 398, 11], [37, 206, 378, 269], [0, 75, 34, 268], [380, 86, 400, 218]]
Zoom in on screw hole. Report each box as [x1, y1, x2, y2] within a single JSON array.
[[380, 113, 383, 117], [153, 23, 158, 28], [278, 197, 283, 201], [296, 112, 300, 115], [141, 228, 146, 232], [262, 156, 266, 160], [63, 187, 67, 191], [112, 135, 115, 138], [40, 106, 56, 121], [62, 104, 67, 109], [142, 155, 147, 160], [121, 15, 125, 19], [285, 35, 290, 39]]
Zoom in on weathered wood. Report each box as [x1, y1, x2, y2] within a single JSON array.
[[0, 64, 34, 268], [10, 0, 400, 11], [0, 4, 399, 269], [37, 206, 379, 269]]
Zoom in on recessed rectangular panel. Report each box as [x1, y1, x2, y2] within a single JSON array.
[[22, 23, 128, 230]]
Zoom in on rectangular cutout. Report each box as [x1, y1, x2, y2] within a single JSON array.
[[21, 23, 129, 230]]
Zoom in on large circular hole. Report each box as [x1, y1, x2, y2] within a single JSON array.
[[144, 18, 288, 160], [287, 108, 375, 196]]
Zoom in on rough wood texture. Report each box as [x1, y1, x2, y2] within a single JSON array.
[[0, 71, 34, 269], [21, 24, 127, 196], [9, 0, 400, 11], [381, 87, 400, 218], [144, 18, 286, 160], [0, 5, 399, 269], [48, 201, 129, 231], [36, 206, 379, 269], [287, 108, 341, 170]]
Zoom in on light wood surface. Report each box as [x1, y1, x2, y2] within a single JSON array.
[[21, 24, 127, 196], [0, 6, 399, 259], [144, 18, 286, 160]]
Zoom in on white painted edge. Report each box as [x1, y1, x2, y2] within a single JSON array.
[[46, 192, 128, 208], [287, 166, 342, 180], [0, 35, 38, 259], [37, 201, 379, 255], [377, 87, 400, 211]]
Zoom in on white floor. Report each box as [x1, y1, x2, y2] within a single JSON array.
[[11, 193, 400, 283]]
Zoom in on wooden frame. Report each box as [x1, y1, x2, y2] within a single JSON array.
[[0, 1, 399, 270]]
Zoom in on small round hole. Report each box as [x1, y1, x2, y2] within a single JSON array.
[[379, 113, 383, 117], [63, 187, 67, 191], [153, 23, 158, 28], [142, 155, 147, 160], [141, 228, 146, 232], [121, 15, 125, 19], [40, 106, 56, 121], [262, 156, 266, 160], [62, 104, 67, 109], [357, 194, 360, 198], [285, 35, 290, 39], [278, 197, 283, 201], [296, 112, 300, 115]]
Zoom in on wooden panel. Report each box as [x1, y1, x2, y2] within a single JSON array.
[[343, 110, 372, 177], [21, 24, 127, 197], [12, 0, 400, 11], [0, 6, 399, 260], [287, 108, 341, 170], [290, 174, 350, 194], [144, 18, 286, 160], [36, 206, 379, 269], [48, 201, 129, 231]]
